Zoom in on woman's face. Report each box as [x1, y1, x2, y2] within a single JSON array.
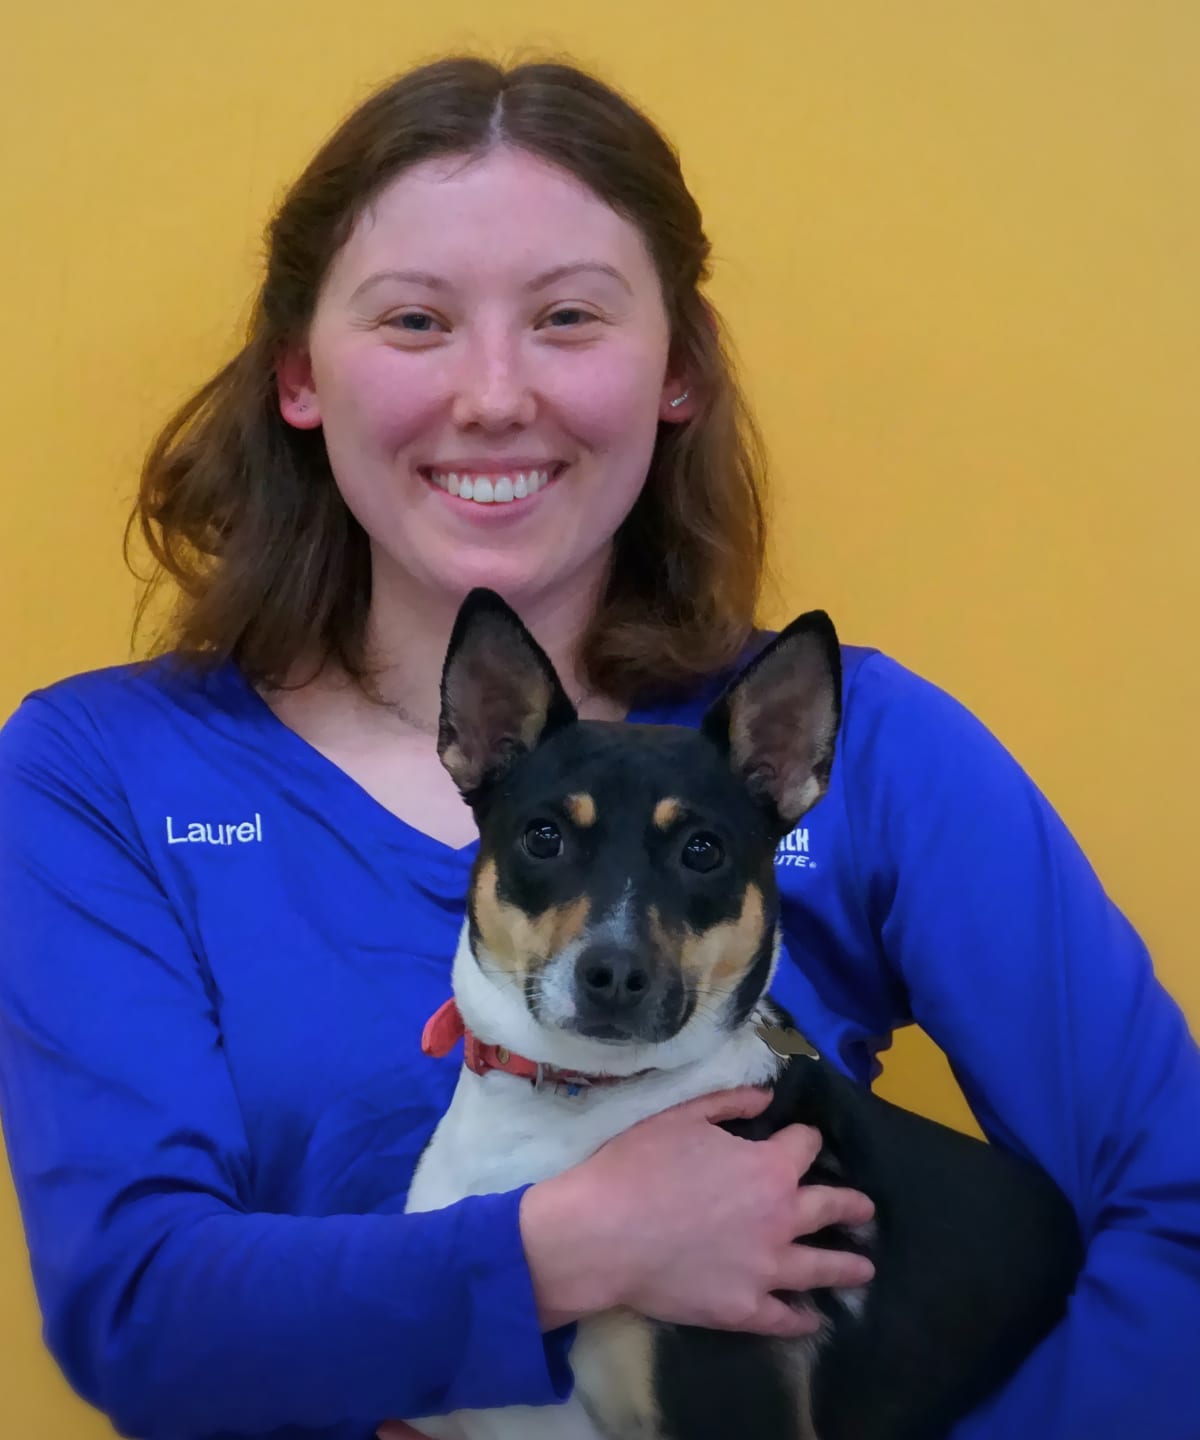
[[279, 145, 693, 614]]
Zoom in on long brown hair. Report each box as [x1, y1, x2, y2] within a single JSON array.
[[128, 56, 770, 704]]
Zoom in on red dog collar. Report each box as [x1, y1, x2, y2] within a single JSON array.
[[422, 998, 647, 1094]]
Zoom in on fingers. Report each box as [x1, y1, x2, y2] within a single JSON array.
[[765, 1123, 876, 1232], [740, 1294, 825, 1339], [778, 1241, 876, 1293], [722, 1240, 875, 1338], [765, 1121, 824, 1176], [682, 1085, 774, 1124], [793, 1183, 876, 1236]]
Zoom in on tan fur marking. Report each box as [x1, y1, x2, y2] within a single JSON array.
[[571, 1307, 664, 1440], [773, 1332, 827, 1440], [652, 797, 682, 830], [471, 857, 590, 976], [439, 742, 469, 785], [517, 673, 553, 749], [650, 884, 768, 993], [566, 792, 597, 828]]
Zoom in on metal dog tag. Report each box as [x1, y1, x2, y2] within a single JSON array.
[[757, 1022, 820, 1061]]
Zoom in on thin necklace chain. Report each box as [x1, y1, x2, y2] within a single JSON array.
[[387, 685, 599, 738]]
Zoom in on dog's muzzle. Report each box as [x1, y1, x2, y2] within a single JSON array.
[[569, 944, 683, 1042]]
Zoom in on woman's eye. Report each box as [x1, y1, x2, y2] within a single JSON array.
[[681, 832, 724, 873], [523, 821, 564, 860], [386, 312, 440, 334], [543, 308, 595, 329]]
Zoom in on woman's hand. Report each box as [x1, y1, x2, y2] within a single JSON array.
[[519, 1086, 876, 1338], [378, 1092, 873, 1434]]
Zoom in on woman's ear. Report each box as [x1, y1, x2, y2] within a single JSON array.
[[276, 346, 323, 430], [659, 300, 716, 423], [657, 377, 698, 424]]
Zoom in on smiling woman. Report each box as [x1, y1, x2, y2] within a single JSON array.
[[129, 60, 767, 725], [278, 154, 674, 610], [276, 153, 677, 617], [272, 143, 669, 589]]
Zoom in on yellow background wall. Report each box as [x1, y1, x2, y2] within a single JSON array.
[[1, 2, 1196, 1432]]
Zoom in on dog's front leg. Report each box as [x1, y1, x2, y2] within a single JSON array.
[[405, 1400, 608, 1440], [394, 1418, 470, 1440]]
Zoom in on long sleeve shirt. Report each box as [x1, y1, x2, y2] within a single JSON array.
[[0, 644, 1197, 1439]]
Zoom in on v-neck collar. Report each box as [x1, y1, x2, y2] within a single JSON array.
[[210, 657, 703, 861]]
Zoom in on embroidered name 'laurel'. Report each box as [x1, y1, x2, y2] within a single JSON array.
[[166, 814, 263, 846]]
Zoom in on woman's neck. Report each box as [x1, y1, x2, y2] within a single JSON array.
[[353, 557, 618, 734]]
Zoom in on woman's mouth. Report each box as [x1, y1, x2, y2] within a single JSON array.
[[421, 463, 566, 506]]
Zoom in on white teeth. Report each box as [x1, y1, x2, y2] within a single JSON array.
[[429, 466, 558, 503]]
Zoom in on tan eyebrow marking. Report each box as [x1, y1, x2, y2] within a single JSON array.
[[653, 798, 682, 830], [565, 793, 597, 828]]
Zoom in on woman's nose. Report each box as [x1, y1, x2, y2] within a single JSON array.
[[450, 334, 537, 431]]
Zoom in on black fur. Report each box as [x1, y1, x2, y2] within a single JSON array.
[[645, 1026, 1083, 1440], [655, 1323, 801, 1439]]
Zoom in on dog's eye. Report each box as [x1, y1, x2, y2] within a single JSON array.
[[523, 820, 564, 860], [681, 831, 724, 872]]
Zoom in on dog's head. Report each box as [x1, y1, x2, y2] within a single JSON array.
[[438, 590, 841, 1070]]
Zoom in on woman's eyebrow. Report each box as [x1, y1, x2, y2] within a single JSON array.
[[524, 262, 633, 296], [348, 261, 633, 305], [349, 269, 447, 303]]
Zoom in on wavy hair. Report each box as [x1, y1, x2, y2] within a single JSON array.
[[128, 56, 770, 703]]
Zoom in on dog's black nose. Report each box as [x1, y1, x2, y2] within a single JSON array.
[[576, 945, 651, 1014]]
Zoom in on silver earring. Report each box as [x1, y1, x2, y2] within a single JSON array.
[[669, 391, 690, 409]]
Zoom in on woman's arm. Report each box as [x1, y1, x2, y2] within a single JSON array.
[[0, 693, 572, 1437], [842, 654, 1200, 1438]]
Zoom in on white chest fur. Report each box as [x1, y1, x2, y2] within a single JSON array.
[[406, 1024, 780, 1212], [403, 1028, 781, 1440]]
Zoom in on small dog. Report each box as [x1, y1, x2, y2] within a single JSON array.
[[404, 590, 1082, 1440]]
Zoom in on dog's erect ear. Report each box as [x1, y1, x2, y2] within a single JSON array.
[[437, 589, 577, 803], [701, 611, 842, 836]]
